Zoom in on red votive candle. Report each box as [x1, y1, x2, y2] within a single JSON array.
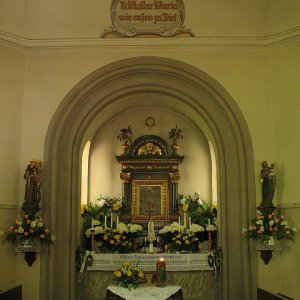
[[156, 257, 166, 287]]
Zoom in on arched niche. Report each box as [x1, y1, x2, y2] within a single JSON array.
[[42, 56, 257, 300]]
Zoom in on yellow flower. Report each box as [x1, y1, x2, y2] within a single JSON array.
[[114, 271, 122, 278], [110, 239, 115, 245], [182, 204, 189, 212], [80, 204, 88, 215], [123, 261, 131, 268], [103, 234, 108, 240], [127, 270, 132, 277], [113, 203, 121, 211], [114, 235, 120, 240], [185, 240, 190, 245], [138, 271, 144, 278]]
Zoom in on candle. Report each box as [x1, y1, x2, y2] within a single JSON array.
[[183, 212, 187, 228], [91, 218, 94, 230], [149, 243, 154, 253], [189, 216, 192, 229], [156, 257, 166, 286], [178, 216, 181, 225], [116, 215, 119, 229], [104, 216, 107, 231], [208, 218, 211, 226], [110, 212, 113, 228]]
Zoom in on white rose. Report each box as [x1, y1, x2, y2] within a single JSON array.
[[269, 220, 274, 226], [180, 198, 187, 204], [189, 223, 204, 232], [255, 220, 263, 225], [30, 221, 37, 228], [98, 199, 106, 207], [94, 226, 103, 235]]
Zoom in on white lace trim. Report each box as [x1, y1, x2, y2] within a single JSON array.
[[107, 285, 181, 300]]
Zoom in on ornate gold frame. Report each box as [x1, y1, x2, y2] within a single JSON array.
[[132, 179, 168, 223]]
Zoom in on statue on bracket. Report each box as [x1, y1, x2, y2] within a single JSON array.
[[22, 159, 42, 215], [258, 161, 276, 214]]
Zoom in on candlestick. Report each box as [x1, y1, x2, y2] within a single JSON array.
[[208, 231, 212, 252], [156, 257, 166, 287]]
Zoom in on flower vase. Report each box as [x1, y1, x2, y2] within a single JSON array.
[[264, 236, 275, 246], [15, 239, 41, 267]]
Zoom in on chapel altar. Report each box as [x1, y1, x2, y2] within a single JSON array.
[[79, 119, 220, 300]]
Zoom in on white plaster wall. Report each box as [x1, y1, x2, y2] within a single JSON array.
[[0, 46, 24, 205], [89, 108, 211, 204]]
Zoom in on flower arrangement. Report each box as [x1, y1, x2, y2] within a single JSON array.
[[242, 209, 296, 243], [81, 196, 123, 218], [76, 247, 94, 273], [112, 261, 146, 289], [159, 222, 206, 253], [3, 210, 55, 245], [86, 222, 143, 253], [178, 193, 217, 226]]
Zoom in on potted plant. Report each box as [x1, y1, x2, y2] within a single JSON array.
[[117, 125, 132, 154], [168, 125, 183, 154], [112, 260, 146, 289]]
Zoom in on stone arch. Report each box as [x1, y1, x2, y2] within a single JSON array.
[[42, 56, 257, 300]]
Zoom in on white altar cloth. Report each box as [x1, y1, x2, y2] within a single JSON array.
[[88, 253, 213, 271], [107, 285, 182, 300]]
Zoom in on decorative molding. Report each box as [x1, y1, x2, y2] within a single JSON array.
[[0, 26, 299, 51], [0, 203, 19, 210], [278, 202, 300, 209]]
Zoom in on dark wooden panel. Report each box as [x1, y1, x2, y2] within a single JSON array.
[[257, 288, 294, 300], [0, 285, 22, 300]]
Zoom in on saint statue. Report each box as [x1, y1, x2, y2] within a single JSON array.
[[259, 161, 276, 206], [24, 160, 42, 203]]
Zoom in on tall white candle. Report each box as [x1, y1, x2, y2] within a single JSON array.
[[208, 218, 211, 226], [178, 216, 181, 225], [183, 212, 187, 228], [149, 243, 154, 253], [110, 212, 113, 228], [116, 215, 119, 229], [104, 216, 107, 230], [189, 216, 192, 229], [91, 218, 94, 229]]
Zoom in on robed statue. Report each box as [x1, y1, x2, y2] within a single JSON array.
[[24, 160, 42, 204], [259, 161, 276, 207]]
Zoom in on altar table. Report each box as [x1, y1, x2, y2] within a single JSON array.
[[79, 253, 220, 300]]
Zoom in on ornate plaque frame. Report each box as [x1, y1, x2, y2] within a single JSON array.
[[102, 0, 194, 37]]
